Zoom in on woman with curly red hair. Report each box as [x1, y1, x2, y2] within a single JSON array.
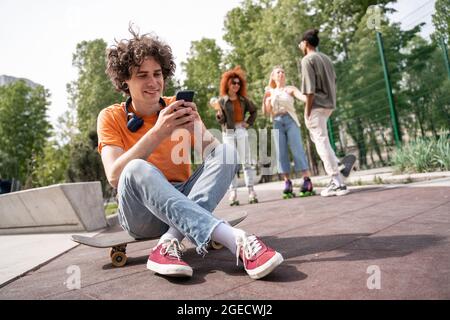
[[215, 66, 258, 205]]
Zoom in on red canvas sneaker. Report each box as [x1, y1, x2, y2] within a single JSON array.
[[146, 239, 193, 277], [236, 235, 283, 279]]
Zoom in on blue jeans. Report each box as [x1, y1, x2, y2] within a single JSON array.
[[117, 144, 238, 255], [273, 113, 309, 174]]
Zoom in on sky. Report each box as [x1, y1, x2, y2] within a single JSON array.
[[0, 0, 436, 128]]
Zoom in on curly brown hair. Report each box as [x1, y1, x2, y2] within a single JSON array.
[[219, 66, 247, 97], [106, 24, 176, 95]]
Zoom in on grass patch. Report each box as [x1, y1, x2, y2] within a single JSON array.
[[392, 135, 450, 173], [373, 175, 384, 184], [104, 202, 118, 216]]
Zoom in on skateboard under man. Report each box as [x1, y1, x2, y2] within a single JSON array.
[[71, 211, 248, 267]]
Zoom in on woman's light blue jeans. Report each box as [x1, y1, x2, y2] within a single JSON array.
[[116, 144, 238, 255], [273, 113, 309, 174]]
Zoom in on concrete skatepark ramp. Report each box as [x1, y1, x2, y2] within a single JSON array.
[[0, 182, 107, 235]]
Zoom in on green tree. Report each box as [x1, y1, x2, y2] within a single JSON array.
[[218, 0, 448, 172], [66, 131, 114, 199], [69, 39, 123, 137], [309, 0, 394, 61], [223, 0, 269, 90], [66, 39, 122, 199], [31, 140, 70, 187], [333, 11, 420, 167], [432, 0, 450, 43], [0, 80, 51, 185], [398, 37, 450, 139], [182, 38, 223, 129]]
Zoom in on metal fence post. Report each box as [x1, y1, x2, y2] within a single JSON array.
[[376, 31, 401, 147], [440, 37, 450, 80], [327, 118, 337, 152]]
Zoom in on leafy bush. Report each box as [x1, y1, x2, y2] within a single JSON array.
[[392, 136, 450, 173]]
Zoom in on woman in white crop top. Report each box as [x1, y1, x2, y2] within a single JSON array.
[[262, 66, 313, 196]]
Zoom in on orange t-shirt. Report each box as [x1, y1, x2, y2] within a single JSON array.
[[232, 99, 244, 123], [97, 96, 191, 182]]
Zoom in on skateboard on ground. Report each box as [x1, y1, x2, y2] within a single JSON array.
[[71, 211, 248, 267], [340, 154, 356, 177]]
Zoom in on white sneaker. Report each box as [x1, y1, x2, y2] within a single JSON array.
[[320, 181, 349, 197]]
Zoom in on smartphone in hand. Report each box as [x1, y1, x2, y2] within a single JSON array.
[[174, 90, 195, 120], [175, 90, 195, 103]]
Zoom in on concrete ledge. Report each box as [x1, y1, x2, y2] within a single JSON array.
[[302, 168, 450, 187], [0, 182, 107, 235]]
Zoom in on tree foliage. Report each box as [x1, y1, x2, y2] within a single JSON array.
[[0, 80, 51, 185], [65, 39, 123, 198], [29, 0, 450, 189], [432, 0, 450, 43], [68, 39, 123, 137], [217, 0, 449, 170], [182, 38, 224, 129]]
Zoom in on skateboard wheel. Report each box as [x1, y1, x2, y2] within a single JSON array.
[[110, 245, 127, 257], [211, 241, 223, 250], [111, 251, 128, 267]]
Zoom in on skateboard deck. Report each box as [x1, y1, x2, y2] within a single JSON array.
[[340, 154, 356, 177], [72, 210, 247, 267]]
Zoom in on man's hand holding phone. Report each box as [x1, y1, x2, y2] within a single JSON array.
[[173, 90, 200, 132], [174, 90, 195, 117]]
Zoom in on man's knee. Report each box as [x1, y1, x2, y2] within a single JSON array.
[[123, 159, 147, 176], [121, 159, 161, 185]]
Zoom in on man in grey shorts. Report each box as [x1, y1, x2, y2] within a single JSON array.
[[299, 29, 349, 197]]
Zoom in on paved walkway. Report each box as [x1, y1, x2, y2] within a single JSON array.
[[1, 172, 449, 299]]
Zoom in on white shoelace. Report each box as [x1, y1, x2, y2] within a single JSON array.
[[235, 235, 262, 266], [160, 238, 185, 261]]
